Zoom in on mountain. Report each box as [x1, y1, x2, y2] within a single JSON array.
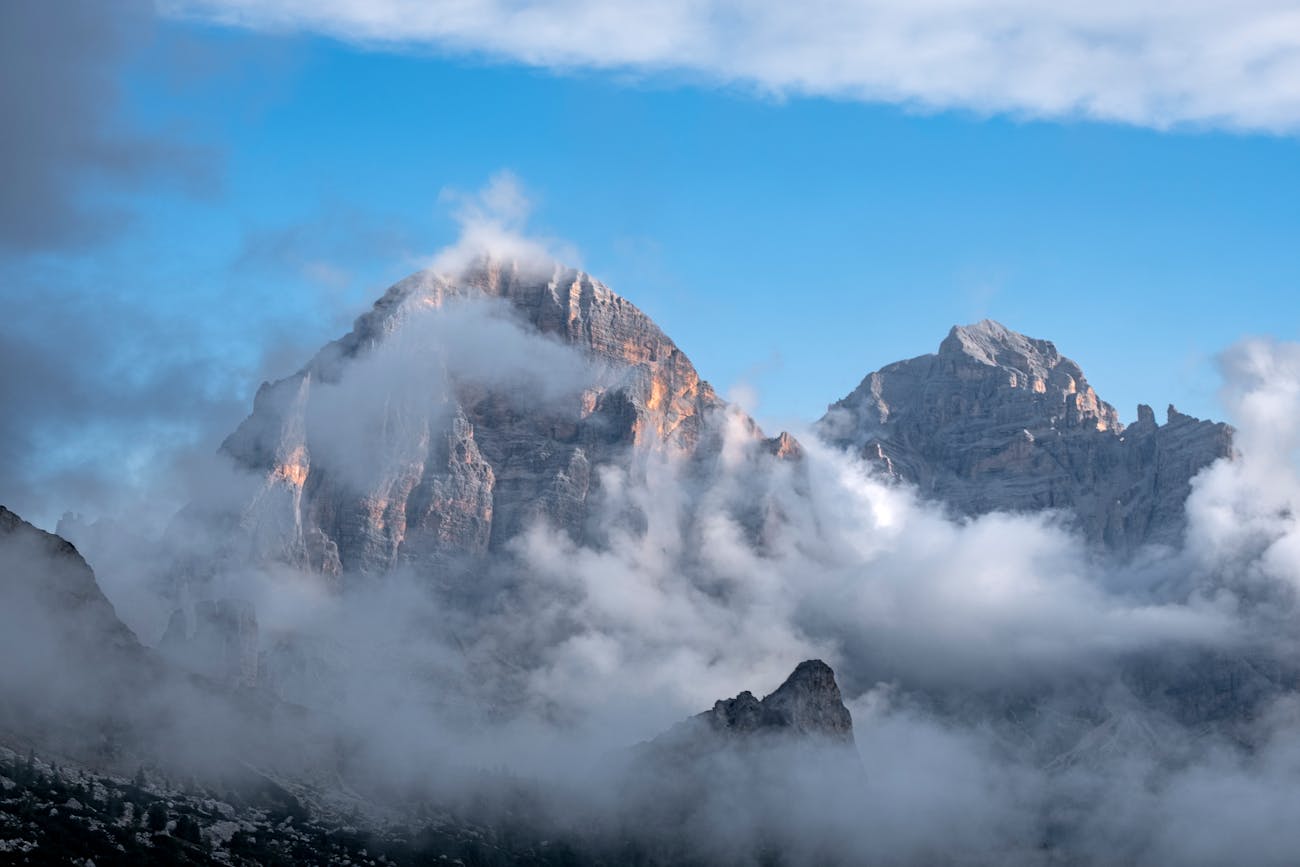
[[0, 505, 142, 659], [818, 319, 1234, 549], [0, 505, 149, 751], [219, 258, 792, 581], [668, 659, 856, 747], [622, 660, 865, 863], [0, 666, 863, 867], [3, 277, 1286, 864]]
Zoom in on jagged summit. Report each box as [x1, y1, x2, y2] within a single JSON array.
[[938, 319, 1121, 429], [818, 322, 1233, 550], [826, 321, 1119, 448], [646, 659, 856, 757], [0, 506, 141, 657], [217, 258, 793, 580], [755, 659, 855, 742], [941, 318, 1061, 369], [336, 257, 700, 385], [693, 659, 855, 745]]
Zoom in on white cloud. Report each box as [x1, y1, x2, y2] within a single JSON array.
[[430, 170, 577, 275], [164, 0, 1300, 131]]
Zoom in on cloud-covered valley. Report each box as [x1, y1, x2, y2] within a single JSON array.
[[5, 177, 1300, 865]]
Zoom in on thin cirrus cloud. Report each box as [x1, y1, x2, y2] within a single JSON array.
[[163, 0, 1300, 132]]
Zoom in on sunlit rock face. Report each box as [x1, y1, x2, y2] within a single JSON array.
[[819, 320, 1235, 549], [221, 258, 792, 580]]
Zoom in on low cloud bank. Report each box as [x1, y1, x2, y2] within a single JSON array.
[[15, 189, 1300, 862]]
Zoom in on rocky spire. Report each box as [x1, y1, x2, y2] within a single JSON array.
[[663, 659, 858, 749], [699, 659, 855, 745], [760, 659, 855, 741]]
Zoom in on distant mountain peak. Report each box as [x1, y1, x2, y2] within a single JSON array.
[[758, 659, 855, 741], [834, 321, 1120, 435], [939, 319, 1064, 372], [639, 659, 857, 769], [698, 659, 855, 744], [819, 323, 1233, 550], [217, 262, 792, 581]]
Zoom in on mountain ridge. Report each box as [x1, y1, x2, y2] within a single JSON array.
[[819, 318, 1233, 549], [214, 257, 795, 583]]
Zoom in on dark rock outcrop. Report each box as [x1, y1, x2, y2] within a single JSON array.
[[0, 506, 143, 671], [621, 661, 863, 863], [818, 319, 1234, 549], [696, 659, 855, 745], [0, 506, 155, 758], [644, 660, 858, 762]]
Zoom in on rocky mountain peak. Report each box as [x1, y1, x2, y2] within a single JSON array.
[[348, 255, 695, 378], [759, 659, 855, 741], [940, 318, 1061, 373], [0, 506, 140, 657], [819, 323, 1234, 550], [699, 659, 855, 744], [216, 259, 791, 581]]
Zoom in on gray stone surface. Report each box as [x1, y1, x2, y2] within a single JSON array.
[[651, 659, 857, 753], [220, 257, 792, 582], [0, 505, 141, 659], [818, 319, 1235, 549], [699, 659, 855, 744]]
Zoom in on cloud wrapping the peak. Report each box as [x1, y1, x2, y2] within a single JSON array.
[[431, 171, 577, 275], [166, 0, 1300, 131]]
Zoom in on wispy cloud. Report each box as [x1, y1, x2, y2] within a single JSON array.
[[0, 0, 214, 252], [430, 170, 578, 274], [165, 0, 1300, 132]]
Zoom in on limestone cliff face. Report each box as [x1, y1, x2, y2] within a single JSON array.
[[221, 258, 789, 580], [818, 320, 1235, 549]]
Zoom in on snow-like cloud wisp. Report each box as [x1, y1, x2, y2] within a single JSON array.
[[165, 0, 1300, 132]]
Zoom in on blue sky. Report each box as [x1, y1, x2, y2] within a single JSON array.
[[3, 1, 1299, 522], [128, 18, 1299, 424]]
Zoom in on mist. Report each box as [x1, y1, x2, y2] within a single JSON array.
[[6, 188, 1300, 865]]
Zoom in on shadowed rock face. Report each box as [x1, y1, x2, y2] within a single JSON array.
[[0, 506, 153, 755], [818, 320, 1235, 550], [699, 659, 855, 745], [0, 505, 141, 659], [624, 660, 863, 858], [220, 258, 792, 581], [646, 660, 857, 759]]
